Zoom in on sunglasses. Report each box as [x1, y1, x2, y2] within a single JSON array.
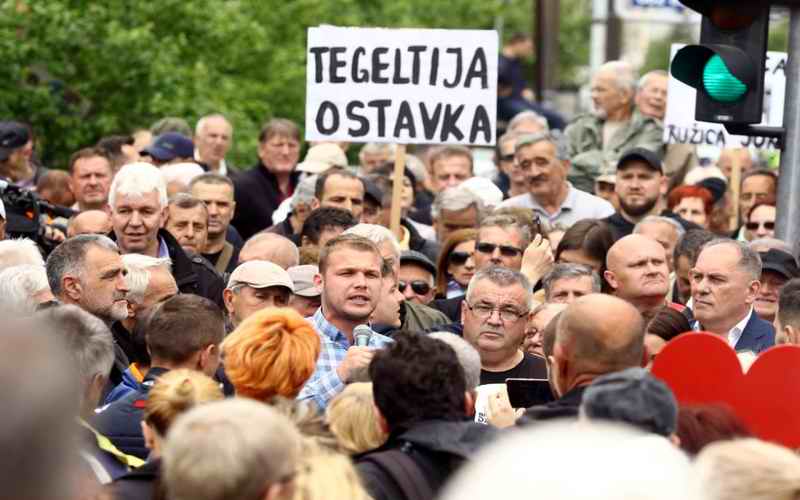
[[746, 221, 775, 231], [398, 280, 432, 295], [449, 251, 473, 265], [475, 241, 523, 258]]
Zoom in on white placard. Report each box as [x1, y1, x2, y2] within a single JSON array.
[[614, 0, 701, 24], [305, 26, 498, 146], [664, 43, 787, 150]]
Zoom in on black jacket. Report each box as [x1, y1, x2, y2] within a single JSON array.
[[231, 162, 299, 240], [517, 385, 588, 426], [92, 367, 170, 460], [107, 458, 163, 500], [356, 419, 497, 500], [159, 229, 225, 307], [603, 210, 702, 242], [430, 295, 464, 323]]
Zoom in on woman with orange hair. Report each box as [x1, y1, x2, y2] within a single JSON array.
[[222, 307, 321, 401], [667, 185, 714, 229]]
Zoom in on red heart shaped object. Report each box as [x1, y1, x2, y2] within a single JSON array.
[[651, 332, 800, 448]]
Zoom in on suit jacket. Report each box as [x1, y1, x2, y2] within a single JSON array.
[[734, 312, 775, 354]]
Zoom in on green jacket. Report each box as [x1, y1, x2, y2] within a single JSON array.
[[564, 109, 664, 193]]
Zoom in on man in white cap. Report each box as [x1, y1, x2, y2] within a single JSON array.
[[288, 264, 322, 317], [223, 260, 294, 328], [296, 143, 348, 175]]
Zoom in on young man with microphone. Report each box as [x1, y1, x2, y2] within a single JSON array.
[[298, 234, 393, 410]]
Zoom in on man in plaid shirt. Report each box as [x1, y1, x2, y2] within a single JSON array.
[[298, 234, 392, 409]]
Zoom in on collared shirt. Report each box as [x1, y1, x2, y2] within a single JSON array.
[[194, 149, 228, 176], [297, 307, 393, 410], [693, 306, 752, 349], [157, 237, 169, 259], [498, 182, 615, 227], [446, 279, 466, 299]]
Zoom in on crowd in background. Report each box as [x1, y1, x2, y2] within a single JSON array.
[[1, 33, 799, 500]]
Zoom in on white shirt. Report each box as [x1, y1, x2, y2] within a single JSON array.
[[194, 150, 228, 176], [694, 306, 752, 349], [499, 182, 615, 227]]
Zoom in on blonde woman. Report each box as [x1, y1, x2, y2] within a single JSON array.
[[326, 383, 386, 455], [293, 444, 371, 500]]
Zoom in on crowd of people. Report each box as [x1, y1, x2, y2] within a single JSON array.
[[1, 34, 799, 500]]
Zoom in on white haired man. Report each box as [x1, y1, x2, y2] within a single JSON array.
[[108, 162, 224, 306], [564, 61, 663, 193], [194, 114, 233, 175]]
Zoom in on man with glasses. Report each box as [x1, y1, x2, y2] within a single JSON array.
[[461, 266, 547, 385], [499, 132, 614, 226], [399, 250, 437, 305]]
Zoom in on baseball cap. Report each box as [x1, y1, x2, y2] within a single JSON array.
[[362, 178, 384, 206], [141, 132, 195, 162], [400, 250, 437, 278], [760, 248, 800, 280], [227, 261, 294, 292], [582, 367, 678, 437], [617, 147, 663, 173], [460, 176, 504, 209], [287, 265, 321, 297], [296, 143, 348, 174], [0, 121, 29, 162]]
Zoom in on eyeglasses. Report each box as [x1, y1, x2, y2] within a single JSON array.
[[449, 251, 473, 265], [465, 301, 527, 323], [476, 241, 523, 258], [746, 221, 775, 231], [398, 280, 432, 295]]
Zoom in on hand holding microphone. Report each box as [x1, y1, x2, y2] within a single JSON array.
[[337, 324, 375, 383]]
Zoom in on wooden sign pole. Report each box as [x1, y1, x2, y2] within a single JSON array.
[[389, 144, 407, 239]]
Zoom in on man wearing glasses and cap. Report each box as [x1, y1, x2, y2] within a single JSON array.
[[288, 264, 322, 318], [0, 121, 48, 190], [223, 260, 294, 329], [399, 250, 437, 306]]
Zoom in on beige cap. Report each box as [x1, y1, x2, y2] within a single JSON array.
[[296, 143, 348, 174], [596, 173, 616, 184], [227, 261, 294, 292], [287, 264, 321, 297]]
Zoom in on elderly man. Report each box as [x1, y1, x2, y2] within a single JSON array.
[[194, 114, 233, 175], [399, 250, 437, 305], [775, 278, 800, 344], [564, 61, 663, 193], [288, 264, 322, 317], [358, 142, 393, 174], [499, 132, 615, 226], [736, 170, 777, 239], [266, 175, 316, 240], [164, 194, 209, 256], [232, 119, 301, 239], [68, 148, 113, 212], [753, 248, 799, 323], [238, 232, 299, 269], [190, 173, 242, 274], [429, 145, 474, 192], [108, 163, 224, 306], [67, 210, 113, 237], [525, 302, 567, 357], [118, 254, 177, 343], [605, 234, 671, 321], [542, 263, 600, 304], [633, 216, 685, 273], [223, 260, 294, 329], [45, 235, 129, 324], [494, 131, 528, 198], [461, 267, 546, 385], [691, 239, 775, 353], [519, 294, 645, 423], [141, 133, 195, 166], [298, 235, 393, 410], [431, 186, 483, 243], [0, 264, 54, 314], [0, 121, 48, 189], [163, 399, 301, 500]]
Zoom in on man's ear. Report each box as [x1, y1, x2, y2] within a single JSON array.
[[313, 273, 324, 290], [223, 289, 235, 315], [464, 390, 476, 417], [198, 343, 218, 372], [744, 279, 761, 305], [310, 198, 321, 211], [658, 174, 668, 197], [62, 275, 83, 302], [787, 325, 799, 345], [561, 159, 571, 175], [460, 300, 468, 325], [373, 403, 390, 435], [159, 206, 169, 229], [603, 270, 618, 291]]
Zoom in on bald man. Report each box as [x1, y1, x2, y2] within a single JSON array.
[[238, 232, 299, 269], [604, 234, 670, 321], [66, 210, 113, 237], [519, 294, 645, 424]]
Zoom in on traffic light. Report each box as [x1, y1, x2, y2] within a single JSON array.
[[670, 2, 770, 124]]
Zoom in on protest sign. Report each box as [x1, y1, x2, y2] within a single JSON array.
[[664, 44, 787, 150], [305, 26, 498, 146]]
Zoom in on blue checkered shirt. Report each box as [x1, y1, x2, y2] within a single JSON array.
[[297, 308, 393, 410]]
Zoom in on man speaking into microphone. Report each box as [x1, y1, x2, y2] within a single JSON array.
[[298, 234, 393, 410]]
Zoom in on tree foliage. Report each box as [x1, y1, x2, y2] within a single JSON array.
[[0, 0, 590, 168]]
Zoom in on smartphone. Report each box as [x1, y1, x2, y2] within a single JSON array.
[[505, 378, 552, 409]]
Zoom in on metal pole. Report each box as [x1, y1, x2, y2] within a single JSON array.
[[590, 0, 608, 72], [534, 0, 560, 102], [776, 6, 800, 253]]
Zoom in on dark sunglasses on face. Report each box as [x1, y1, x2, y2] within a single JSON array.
[[398, 280, 432, 295], [746, 221, 775, 231], [476, 241, 523, 258], [449, 251, 473, 265]]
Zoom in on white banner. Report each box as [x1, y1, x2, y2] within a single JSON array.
[[663, 43, 787, 150], [305, 26, 498, 146]]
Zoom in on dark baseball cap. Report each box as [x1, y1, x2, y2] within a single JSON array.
[[362, 178, 384, 206], [141, 132, 194, 162], [400, 250, 437, 278], [760, 248, 800, 280], [616, 147, 663, 174], [0, 121, 29, 162]]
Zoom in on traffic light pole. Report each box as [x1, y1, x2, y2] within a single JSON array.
[[776, 6, 800, 251]]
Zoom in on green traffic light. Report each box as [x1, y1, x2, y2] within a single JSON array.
[[702, 54, 747, 102]]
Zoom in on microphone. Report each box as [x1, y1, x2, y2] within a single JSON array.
[[353, 324, 373, 347]]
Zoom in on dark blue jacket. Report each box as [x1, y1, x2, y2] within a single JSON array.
[[92, 367, 170, 460], [734, 311, 776, 354]]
